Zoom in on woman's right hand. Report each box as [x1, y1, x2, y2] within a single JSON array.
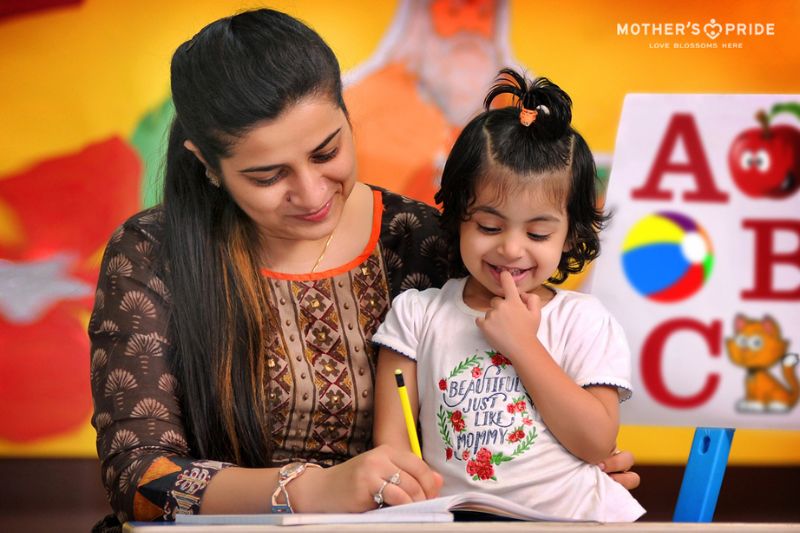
[[292, 444, 443, 513]]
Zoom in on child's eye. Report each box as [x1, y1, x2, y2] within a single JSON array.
[[477, 224, 500, 234], [312, 148, 338, 163], [527, 233, 551, 241]]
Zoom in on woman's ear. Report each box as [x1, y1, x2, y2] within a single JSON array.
[[183, 140, 221, 188], [183, 140, 210, 168]]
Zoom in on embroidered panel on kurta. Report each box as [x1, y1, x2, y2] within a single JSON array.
[[264, 248, 390, 464]]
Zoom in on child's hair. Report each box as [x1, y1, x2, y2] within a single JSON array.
[[434, 68, 608, 284]]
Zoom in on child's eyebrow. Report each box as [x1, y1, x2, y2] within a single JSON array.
[[473, 205, 561, 223]]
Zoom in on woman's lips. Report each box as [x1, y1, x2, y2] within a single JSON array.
[[296, 199, 332, 222]]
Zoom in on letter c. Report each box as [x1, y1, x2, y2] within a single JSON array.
[[641, 318, 721, 408]]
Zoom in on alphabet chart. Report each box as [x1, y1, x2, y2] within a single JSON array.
[[593, 94, 800, 429]]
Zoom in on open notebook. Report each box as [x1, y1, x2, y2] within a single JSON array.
[[174, 491, 577, 525]]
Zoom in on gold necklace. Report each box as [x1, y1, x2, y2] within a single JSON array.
[[310, 232, 334, 273]]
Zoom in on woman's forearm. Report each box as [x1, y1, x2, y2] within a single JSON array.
[[201, 465, 329, 514], [200, 466, 280, 514]]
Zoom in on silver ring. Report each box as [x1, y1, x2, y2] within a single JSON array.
[[389, 471, 401, 485], [373, 480, 389, 508]]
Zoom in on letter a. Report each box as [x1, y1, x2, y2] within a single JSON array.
[[632, 114, 728, 202]]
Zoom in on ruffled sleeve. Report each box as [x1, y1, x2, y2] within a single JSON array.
[[557, 293, 633, 402], [371, 288, 428, 360]]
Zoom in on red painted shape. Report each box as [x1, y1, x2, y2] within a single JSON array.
[[0, 137, 141, 265], [0, 302, 91, 441], [649, 264, 705, 302], [0, 137, 141, 442], [0, 0, 82, 20]]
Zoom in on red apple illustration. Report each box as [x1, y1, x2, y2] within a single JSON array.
[[728, 105, 800, 199]]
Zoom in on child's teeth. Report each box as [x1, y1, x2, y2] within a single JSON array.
[[497, 266, 523, 275]]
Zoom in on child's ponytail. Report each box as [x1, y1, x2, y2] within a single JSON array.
[[484, 69, 572, 141], [436, 67, 607, 283]]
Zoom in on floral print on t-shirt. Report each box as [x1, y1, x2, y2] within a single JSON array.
[[436, 350, 538, 481]]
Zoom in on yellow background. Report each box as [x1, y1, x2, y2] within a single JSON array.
[[1, 0, 798, 463]]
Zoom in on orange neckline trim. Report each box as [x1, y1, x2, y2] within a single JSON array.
[[260, 189, 384, 281]]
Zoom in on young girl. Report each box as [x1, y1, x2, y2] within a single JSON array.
[[373, 69, 645, 522]]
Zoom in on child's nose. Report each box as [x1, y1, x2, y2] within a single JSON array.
[[498, 234, 524, 259]]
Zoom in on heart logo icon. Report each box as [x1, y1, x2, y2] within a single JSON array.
[[704, 18, 722, 40]]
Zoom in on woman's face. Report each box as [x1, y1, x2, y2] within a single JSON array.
[[216, 95, 357, 244]]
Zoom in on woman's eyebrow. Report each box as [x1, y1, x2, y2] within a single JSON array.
[[473, 205, 561, 223], [238, 128, 342, 173], [312, 127, 341, 152], [239, 162, 281, 173]]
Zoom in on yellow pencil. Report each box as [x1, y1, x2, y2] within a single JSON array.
[[394, 369, 422, 458]]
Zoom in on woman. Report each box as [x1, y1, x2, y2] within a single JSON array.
[[89, 8, 638, 529]]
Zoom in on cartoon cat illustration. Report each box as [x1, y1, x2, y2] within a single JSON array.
[[726, 314, 799, 413]]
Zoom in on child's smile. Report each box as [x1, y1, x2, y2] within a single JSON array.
[[486, 263, 534, 283]]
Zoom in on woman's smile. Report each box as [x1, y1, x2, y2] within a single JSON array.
[[295, 198, 333, 222]]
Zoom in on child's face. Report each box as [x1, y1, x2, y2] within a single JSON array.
[[459, 179, 569, 305]]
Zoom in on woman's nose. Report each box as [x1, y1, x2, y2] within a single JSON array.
[[287, 166, 327, 209]]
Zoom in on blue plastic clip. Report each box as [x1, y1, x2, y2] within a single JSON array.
[[673, 427, 735, 522]]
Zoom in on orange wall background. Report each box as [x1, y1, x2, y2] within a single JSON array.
[[0, 0, 798, 463]]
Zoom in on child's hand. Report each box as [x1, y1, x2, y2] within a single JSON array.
[[476, 271, 542, 361]]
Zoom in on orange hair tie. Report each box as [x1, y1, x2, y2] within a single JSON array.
[[519, 107, 538, 127]]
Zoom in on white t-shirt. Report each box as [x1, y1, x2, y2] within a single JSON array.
[[373, 277, 645, 522]]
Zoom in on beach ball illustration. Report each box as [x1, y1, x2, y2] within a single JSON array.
[[621, 211, 714, 302]]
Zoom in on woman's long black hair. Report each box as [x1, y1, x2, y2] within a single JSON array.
[[160, 9, 345, 466], [434, 68, 608, 283]]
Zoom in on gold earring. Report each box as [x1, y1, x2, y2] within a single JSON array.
[[205, 168, 220, 188]]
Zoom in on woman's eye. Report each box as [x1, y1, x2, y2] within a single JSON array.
[[250, 169, 286, 187], [312, 148, 338, 163], [527, 233, 550, 241], [477, 224, 500, 234]]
